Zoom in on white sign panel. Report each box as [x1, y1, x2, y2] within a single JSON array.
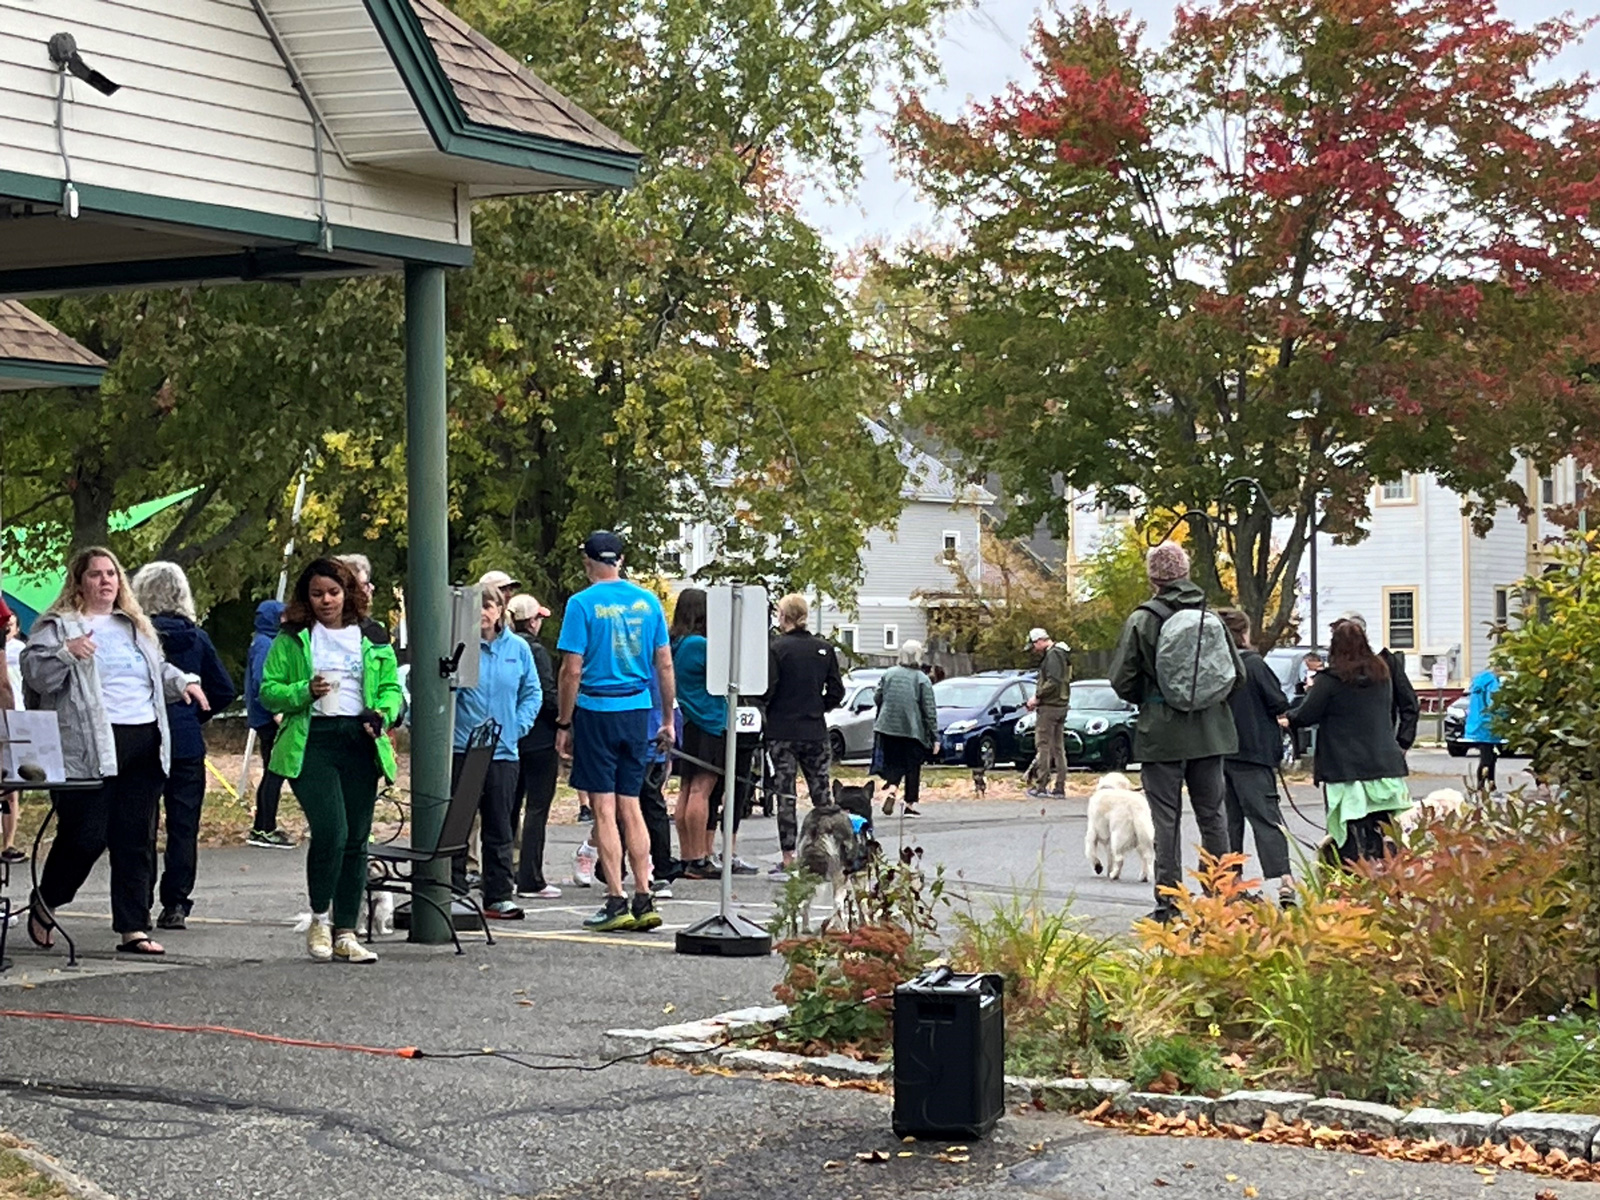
[[1431, 661, 1449, 690], [706, 585, 770, 696], [3, 711, 65, 784]]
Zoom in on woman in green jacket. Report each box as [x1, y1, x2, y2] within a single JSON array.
[[261, 559, 404, 964]]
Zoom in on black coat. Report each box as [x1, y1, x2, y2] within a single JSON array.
[[763, 628, 845, 743], [517, 633, 559, 754], [1227, 649, 1289, 768], [1288, 668, 1409, 785], [1382, 649, 1420, 750], [151, 614, 237, 762]]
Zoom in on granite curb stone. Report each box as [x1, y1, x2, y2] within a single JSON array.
[[1299, 1098, 1408, 1136], [1113, 1092, 1217, 1121], [1211, 1090, 1317, 1128], [1038, 1077, 1132, 1110], [1395, 1108, 1501, 1148], [1494, 1111, 1600, 1159]]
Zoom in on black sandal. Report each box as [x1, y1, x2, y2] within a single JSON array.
[[116, 937, 165, 956], [27, 894, 55, 950]]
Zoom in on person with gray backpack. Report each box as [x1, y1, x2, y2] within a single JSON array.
[[1109, 541, 1245, 923]]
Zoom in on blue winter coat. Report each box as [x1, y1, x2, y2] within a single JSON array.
[[152, 614, 237, 762], [1464, 669, 1503, 746], [245, 600, 284, 729]]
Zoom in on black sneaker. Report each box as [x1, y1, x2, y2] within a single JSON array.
[[157, 907, 186, 931], [630, 894, 662, 932], [583, 896, 636, 931], [578, 805, 594, 823], [1146, 907, 1177, 926], [682, 859, 719, 880]]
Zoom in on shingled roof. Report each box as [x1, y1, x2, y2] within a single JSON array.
[[0, 302, 105, 390], [410, 0, 640, 158]]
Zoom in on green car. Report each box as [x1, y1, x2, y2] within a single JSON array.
[[1012, 679, 1138, 771]]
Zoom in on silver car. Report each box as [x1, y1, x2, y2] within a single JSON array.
[[827, 680, 878, 764]]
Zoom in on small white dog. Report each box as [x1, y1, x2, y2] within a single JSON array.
[[1396, 787, 1466, 835], [1085, 771, 1155, 882], [295, 890, 395, 938]]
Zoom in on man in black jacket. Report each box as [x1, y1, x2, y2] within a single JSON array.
[[1218, 610, 1293, 904], [1334, 611, 1419, 750], [508, 594, 564, 899], [764, 593, 845, 875]]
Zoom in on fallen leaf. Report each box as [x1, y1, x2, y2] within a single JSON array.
[[1225, 1175, 1239, 1184], [822, 1161, 845, 1170], [1085, 1099, 1112, 1121], [1502, 1100, 1515, 1116], [515, 1000, 533, 1008], [1152, 1179, 1169, 1187], [1475, 1168, 1497, 1177], [1535, 1190, 1559, 1200], [897, 1152, 914, 1158], [856, 1150, 889, 1163], [663, 1003, 676, 1014], [1027, 1143, 1045, 1154], [1244, 1188, 1258, 1198]]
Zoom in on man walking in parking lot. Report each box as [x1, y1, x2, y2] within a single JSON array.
[[764, 594, 845, 877], [1110, 543, 1244, 923], [1024, 627, 1071, 798]]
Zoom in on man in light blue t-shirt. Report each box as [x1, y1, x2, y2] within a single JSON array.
[[556, 531, 675, 932]]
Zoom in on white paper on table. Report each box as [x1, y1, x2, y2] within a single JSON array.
[[2, 711, 67, 784]]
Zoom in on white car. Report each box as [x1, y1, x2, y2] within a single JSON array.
[[826, 680, 878, 764]]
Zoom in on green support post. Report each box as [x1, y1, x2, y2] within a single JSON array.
[[404, 262, 452, 944]]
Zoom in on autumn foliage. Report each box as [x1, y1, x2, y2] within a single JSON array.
[[892, 0, 1600, 642]]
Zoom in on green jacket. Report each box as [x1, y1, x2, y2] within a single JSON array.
[[1035, 642, 1072, 707], [873, 665, 939, 749], [259, 628, 406, 781], [1108, 580, 1244, 764]]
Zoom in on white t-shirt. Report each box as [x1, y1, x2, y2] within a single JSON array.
[[310, 622, 365, 717], [6, 637, 21, 710], [89, 614, 157, 725]]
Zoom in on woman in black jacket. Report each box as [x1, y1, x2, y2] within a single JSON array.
[[1287, 620, 1412, 863], [1218, 611, 1293, 903]]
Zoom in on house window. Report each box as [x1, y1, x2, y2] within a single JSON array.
[[836, 626, 857, 653], [883, 624, 899, 651], [1377, 476, 1415, 504], [1541, 473, 1556, 505], [1494, 587, 1510, 626], [942, 531, 960, 558], [1384, 588, 1418, 651]]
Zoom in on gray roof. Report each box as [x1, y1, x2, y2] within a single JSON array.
[[866, 421, 995, 505]]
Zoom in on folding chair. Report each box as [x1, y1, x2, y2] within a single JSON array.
[[365, 720, 498, 954]]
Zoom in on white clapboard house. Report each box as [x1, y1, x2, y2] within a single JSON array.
[[673, 427, 995, 665]]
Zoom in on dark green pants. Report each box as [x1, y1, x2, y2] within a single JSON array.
[[298, 718, 380, 929]]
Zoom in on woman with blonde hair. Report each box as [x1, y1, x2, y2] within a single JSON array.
[[22, 547, 210, 955], [131, 561, 236, 930]]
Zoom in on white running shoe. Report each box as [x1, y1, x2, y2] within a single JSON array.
[[333, 933, 378, 964], [306, 915, 333, 962], [573, 841, 597, 887], [516, 885, 563, 899]]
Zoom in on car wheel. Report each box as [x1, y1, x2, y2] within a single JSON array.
[[830, 730, 848, 765], [1105, 735, 1131, 772], [976, 734, 997, 771], [1447, 740, 1467, 758]]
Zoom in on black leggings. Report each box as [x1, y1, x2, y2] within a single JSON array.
[[252, 721, 287, 832], [38, 723, 165, 934], [878, 734, 926, 809], [1477, 743, 1499, 791]]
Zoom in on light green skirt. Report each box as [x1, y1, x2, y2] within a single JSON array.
[[1324, 778, 1412, 849]]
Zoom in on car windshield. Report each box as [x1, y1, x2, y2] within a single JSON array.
[[1071, 685, 1124, 711], [935, 679, 997, 708], [1264, 651, 1302, 686]]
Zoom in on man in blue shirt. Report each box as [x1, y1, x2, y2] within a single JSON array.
[[556, 531, 675, 932]]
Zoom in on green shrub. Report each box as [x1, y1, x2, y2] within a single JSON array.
[[1436, 1014, 1600, 1114], [1126, 1034, 1241, 1097]]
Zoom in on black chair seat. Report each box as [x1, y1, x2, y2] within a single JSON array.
[[370, 841, 469, 864]]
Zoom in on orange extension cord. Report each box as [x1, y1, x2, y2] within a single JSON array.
[[0, 1009, 421, 1059]]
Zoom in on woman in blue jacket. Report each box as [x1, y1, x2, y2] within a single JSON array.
[[245, 599, 292, 848], [1464, 666, 1504, 793], [453, 587, 540, 919], [131, 562, 237, 931]]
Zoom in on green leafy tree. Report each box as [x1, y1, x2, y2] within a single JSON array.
[[891, 0, 1600, 644]]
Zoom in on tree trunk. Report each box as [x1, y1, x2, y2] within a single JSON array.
[[69, 463, 115, 552]]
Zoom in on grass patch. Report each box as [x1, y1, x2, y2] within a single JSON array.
[[0, 1139, 69, 1200]]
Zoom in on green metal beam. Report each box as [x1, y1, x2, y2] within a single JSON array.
[[404, 262, 453, 944], [0, 359, 105, 389]]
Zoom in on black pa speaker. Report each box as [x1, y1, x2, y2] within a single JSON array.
[[892, 968, 1005, 1140]]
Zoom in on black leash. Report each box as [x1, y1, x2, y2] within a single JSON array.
[[1275, 763, 1328, 853]]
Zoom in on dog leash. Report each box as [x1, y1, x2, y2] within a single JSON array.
[[1276, 764, 1328, 853]]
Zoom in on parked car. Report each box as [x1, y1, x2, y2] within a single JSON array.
[[933, 672, 1036, 769], [1013, 679, 1138, 771], [1264, 645, 1317, 702], [1443, 696, 1469, 756], [826, 679, 879, 763]]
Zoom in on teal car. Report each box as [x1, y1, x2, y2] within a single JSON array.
[[1012, 679, 1138, 771]]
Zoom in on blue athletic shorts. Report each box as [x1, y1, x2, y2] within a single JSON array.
[[570, 707, 651, 797]]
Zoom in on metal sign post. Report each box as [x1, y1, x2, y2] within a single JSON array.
[[677, 583, 771, 957]]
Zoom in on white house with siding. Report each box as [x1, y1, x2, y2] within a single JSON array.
[[675, 433, 995, 664]]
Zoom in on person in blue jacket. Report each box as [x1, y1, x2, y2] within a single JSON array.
[[1464, 665, 1504, 793], [245, 599, 293, 848], [130, 562, 237, 930], [453, 587, 540, 919]]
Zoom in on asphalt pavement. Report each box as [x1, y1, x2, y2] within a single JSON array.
[[0, 746, 1568, 1200]]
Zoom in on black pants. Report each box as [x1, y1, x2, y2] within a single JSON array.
[[706, 735, 759, 836], [641, 760, 673, 879], [1141, 756, 1229, 913], [252, 722, 286, 833], [514, 747, 559, 893], [1340, 813, 1389, 864], [157, 755, 206, 914], [877, 734, 926, 809], [1477, 743, 1500, 791], [1222, 760, 1292, 880], [452, 756, 519, 904], [39, 724, 165, 934]]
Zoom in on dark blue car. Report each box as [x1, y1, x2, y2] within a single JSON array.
[[934, 671, 1037, 769]]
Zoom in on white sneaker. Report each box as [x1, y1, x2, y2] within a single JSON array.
[[517, 885, 562, 899], [306, 916, 333, 962], [573, 841, 597, 887], [333, 933, 378, 964]]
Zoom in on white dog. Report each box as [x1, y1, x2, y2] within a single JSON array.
[[1395, 787, 1466, 835], [1085, 772, 1155, 882], [294, 890, 395, 938]]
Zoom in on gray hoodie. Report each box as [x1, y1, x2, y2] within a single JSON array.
[[21, 610, 193, 779]]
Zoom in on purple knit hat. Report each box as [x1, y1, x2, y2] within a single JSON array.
[[1146, 542, 1191, 586]]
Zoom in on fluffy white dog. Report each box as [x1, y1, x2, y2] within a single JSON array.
[[1085, 771, 1155, 882], [1395, 787, 1466, 835]]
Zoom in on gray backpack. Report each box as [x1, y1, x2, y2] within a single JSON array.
[[1139, 599, 1238, 712]]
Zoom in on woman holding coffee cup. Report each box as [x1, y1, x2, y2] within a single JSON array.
[[260, 558, 404, 963]]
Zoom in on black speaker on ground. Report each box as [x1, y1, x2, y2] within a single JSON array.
[[892, 968, 1004, 1140]]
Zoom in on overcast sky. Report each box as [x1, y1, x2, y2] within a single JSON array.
[[799, 0, 1600, 253]]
